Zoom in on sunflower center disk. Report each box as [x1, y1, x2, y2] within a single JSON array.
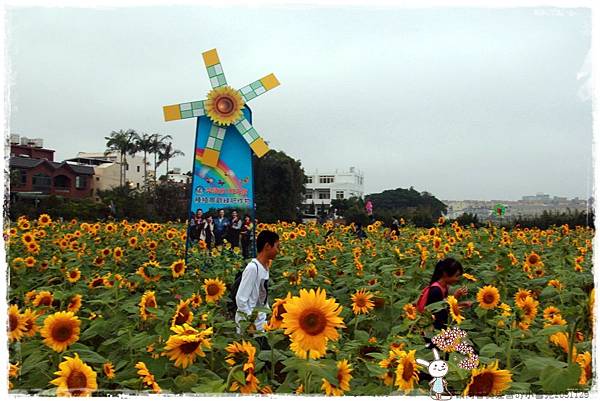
[[180, 341, 201, 354], [469, 372, 495, 396], [216, 96, 235, 115], [207, 284, 219, 296], [53, 325, 73, 342], [300, 310, 327, 335], [67, 371, 88, 393], [9, 315, 18, 331]]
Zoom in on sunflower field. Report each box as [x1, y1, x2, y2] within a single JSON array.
[[6, 215, 594, 396]]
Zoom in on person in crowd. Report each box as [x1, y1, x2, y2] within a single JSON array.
[[214, 209, 230, 246], [202, 215, 215, 250], [228, 210, 242, 249], [240, 215, 254, 259]]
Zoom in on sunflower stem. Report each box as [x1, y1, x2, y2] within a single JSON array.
[[505, 329, 513, 370], [567, 317, 581, 366]]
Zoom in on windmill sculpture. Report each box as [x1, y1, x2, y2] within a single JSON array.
[[163, 48, 280, 167]]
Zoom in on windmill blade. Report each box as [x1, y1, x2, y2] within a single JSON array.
[[202, 48, 228, 89], [238, 73, 280, 103], [163, 100, 205, 122], [201, 123, 228, 168], [233, 116, 270, 157]]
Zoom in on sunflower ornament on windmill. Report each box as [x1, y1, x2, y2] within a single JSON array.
[[163, 48, 280, 258]]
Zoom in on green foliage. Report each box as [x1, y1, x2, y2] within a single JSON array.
[[254, 150, 305, 223]]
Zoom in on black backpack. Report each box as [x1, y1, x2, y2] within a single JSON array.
[[227, 261, 259, 318]]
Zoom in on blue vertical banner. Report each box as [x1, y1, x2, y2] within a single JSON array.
[[190, 107, 254, 212]]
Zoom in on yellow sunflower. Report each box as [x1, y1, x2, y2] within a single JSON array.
[[281, 288, 345, 359], [576, 352, 592, 385], [67, 294, 83, 313], [113, 247, 124, 261], [33, 290, 54, 308], [514, 289, 532, 308], [542, 306, 561, 321], [66, 269, 81, 283], [463, 360, 512, 396], [188, 293, 203, 308], [8, 305, 26, 342], [394, 349, 421, 394], [139, 291, 158, 321], [477, 285, 500, 310], [204, 278, 226, 303], [50, 353, 97, 397], [225, 340, 259, 394], [268, 293, 292, 330], [204, 85, 245, 126], [41, 311, 81, 352], [447, 295, 464, 324], [135, 362, 161, 393], [518, 296, 539, 321], [20, 308, 40, 337], [321, 359, 353, 396], [170, 259, 186, 278], [37, 213, 52, 227], [103, 362, 116, 380], [403, 303, 417, 320], [351, 289, 375, 315], [171, 300, 194, 327], [163, 324, 213, 368]]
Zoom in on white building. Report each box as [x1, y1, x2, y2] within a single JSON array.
[[66, 152, 154, 195], [303, 167, 364, 210], [167, 168, 192, 184]]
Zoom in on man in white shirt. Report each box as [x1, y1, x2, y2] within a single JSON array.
[[235, 230, 280, 336]]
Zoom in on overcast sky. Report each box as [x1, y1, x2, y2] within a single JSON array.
[[6, 5, 593, 201]]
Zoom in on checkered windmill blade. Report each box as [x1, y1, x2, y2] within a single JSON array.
[[162, 48, 280, 168]]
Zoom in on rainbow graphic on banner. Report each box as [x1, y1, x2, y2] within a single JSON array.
[[194, 148, 244, 192]]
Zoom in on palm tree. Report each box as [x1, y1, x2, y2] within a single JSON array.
[[158, 141, 185, 180], [133, 132, 154, 188], [105, 129, 137, 186], [150, 133, 172, 182]]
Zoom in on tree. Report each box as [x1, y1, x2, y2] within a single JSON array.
[[133, 132, 154, 188], [158, 142, 185, 178], [105, 129, 137, 186], [254, 150, 305, 223], [149, 133, 172, 182]]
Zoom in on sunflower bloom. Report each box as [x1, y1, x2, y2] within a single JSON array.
[[103, 362, 116, 380], [20, 308, 40, 337], [135, 362, 161, 393], [139, 291, 158, 321], [514, 289, 532, 308], [282, 288, 345, 359], [268, 293, 292, 330], [576, 352, 592, 385], [66, 269, 81, 283], [447, 295, 464, 324], [463, 360, 512, 396], [33, 291, 54, 308], [163, 324, 213, 368], [351, 289, 375, 315], [50, 353, 97, 397], [322, 359, 353, 396], [225, 340, 259, 394], [8, 305, 26, 342], [403, 304, 417, 320], [477, 286, 500, 310], [171, 300, 194, 327], [204, 278, 226, 303], [518, 296, 539, 322], [41, 311, 81, 352], [67, 295, 83, 313], [394, 349, 420, 394], [170, 259, 186, 278]]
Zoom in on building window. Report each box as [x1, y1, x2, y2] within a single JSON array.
[[305, 192, 313, 200], [319, 175, 334, 184], [336, 191, 344, 199], [75, 176, 87, 189], [137, 166, 140, 173], [317, 189, 330, 199], [96, 177, 100, 181], [136, 182, 140, 189], [126, 164, 129, 171], [32, 173, 51, 191], [306, 176, 313, 184]]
